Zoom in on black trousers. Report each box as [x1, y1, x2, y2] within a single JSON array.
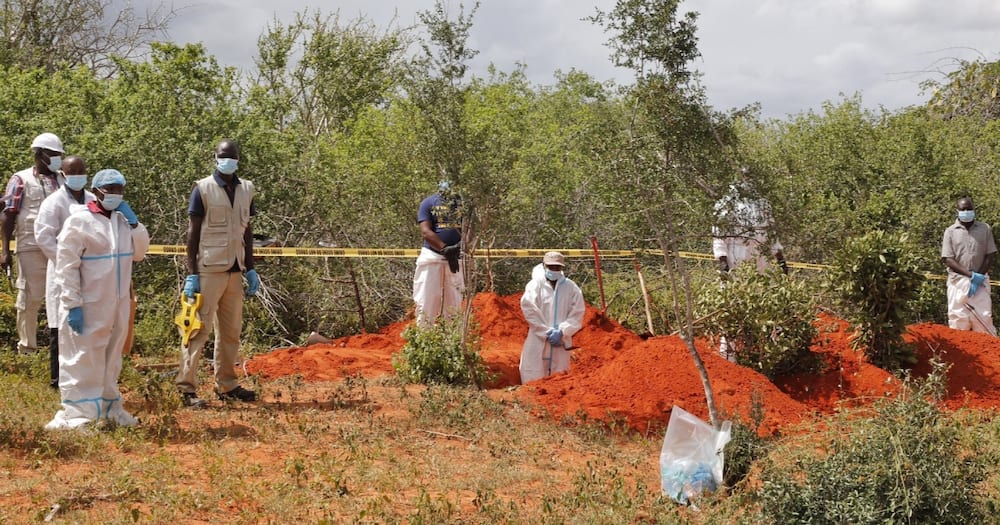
[[49, 327, 58, 388]]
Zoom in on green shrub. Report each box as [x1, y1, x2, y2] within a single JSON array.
[[723, 389, 772, 488], [827, 230, 924, 370], [750, 361, 987, 524], [393, 316, 492, 386], [0, 289, 22, 351], [908, 278, 948, 325], [696, 264, 818, 378]]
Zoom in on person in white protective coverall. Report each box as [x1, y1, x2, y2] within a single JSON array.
[[34, 155, 96, 389], [711, 170, 787, 361], [519, 251, 586, 384], [941, 196, 997, 334], [413, 181, 464, 327], [711, 175, 787, 276], [0, 132, 65, 355], [46, 169, 149, 430]]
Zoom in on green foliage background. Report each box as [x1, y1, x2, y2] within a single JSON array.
[[2, 1, 999, 360]]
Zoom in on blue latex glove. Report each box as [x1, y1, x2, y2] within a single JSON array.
[[183, 274, 199, 299], [547, 328, 563, 346], [68, 307, 83, 334], [116, 201, 138, 225], [245, 269, 260, 296], [969, 272, 987, 297]]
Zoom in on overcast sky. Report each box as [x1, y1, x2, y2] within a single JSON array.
[[148, 0, 1000, 119]]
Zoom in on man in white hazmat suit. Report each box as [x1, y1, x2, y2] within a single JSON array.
[[46, 169, 149, 430], [942, 196, 997, 334], [519, 251, 586, 383], [0, 132, 65, 354], [711, 175, 787, 275], [711, 170, 788, 361], [34, 155, 96, 389]]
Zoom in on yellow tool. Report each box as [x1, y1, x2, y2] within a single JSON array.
[[174, 293, 203, 347]]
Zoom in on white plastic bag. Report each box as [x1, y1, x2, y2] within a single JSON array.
[[660, 405, 732, 505]]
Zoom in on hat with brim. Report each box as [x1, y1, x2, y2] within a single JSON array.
[[543, 251, 565, 267]]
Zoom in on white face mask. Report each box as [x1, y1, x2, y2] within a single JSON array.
[[65, 174, 87, 191], [46, 155, 62, 172], [99, 192, 123, 210], [216, 157, 239, 175]]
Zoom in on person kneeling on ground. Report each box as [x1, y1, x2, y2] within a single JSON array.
[[518, 251, 585, 383]]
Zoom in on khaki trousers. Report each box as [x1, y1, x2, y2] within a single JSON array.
[[176, 271, 244, 394], [15, 250, 48, 353]]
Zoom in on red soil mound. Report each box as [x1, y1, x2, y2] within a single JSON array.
[[245, 292, 1000, 434], [906, 322, 1000, 410], [773, 314, 901, 414]]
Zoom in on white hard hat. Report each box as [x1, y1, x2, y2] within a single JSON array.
[[30, 133, 64, 153]]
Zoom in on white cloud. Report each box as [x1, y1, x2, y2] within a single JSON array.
[[123, 0, 1000, 118]]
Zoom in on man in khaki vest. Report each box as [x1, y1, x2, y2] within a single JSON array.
[[176, 139, 261, 408], [0, 133, 65, 355]]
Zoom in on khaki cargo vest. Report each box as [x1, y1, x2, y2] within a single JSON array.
[[14, 168, 59, 253], [195, 176, 254, 273]]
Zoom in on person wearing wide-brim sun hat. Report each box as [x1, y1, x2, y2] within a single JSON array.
[[518, 251, 585, 383]]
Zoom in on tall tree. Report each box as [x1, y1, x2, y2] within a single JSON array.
[[924, 58, 1000, 122], [591, 0, 730, 427], [405, 0, 485, 385], [0, 0, 174, 74]]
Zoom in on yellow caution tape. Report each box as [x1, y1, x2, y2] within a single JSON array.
[[140, 244, 980, 284], [146, 245, 635, 259]]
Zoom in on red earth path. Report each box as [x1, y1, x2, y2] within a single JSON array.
[[246, 292, 1000, 435]]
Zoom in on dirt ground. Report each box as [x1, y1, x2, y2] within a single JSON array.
[[248, 292, 1000, 436], [3, 291, 999, 522]]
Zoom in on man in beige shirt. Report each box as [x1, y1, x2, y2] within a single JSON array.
[[941, 196, 998, 334]]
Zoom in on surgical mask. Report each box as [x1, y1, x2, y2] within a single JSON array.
[[46, 155, 62, 172], [64, 174, 87, 191], [958, 210, 976, 222], [100, 193, 123, 210], [545, 269, 563, 282], [216, 157, 239, 175]]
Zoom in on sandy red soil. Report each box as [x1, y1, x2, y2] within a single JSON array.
[[247, 292, 1000, 435]]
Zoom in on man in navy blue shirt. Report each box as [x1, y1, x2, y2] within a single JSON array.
[[176, 139, 260, 408], [413, 181, 463, 326]]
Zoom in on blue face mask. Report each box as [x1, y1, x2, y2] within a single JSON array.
[[216, 157, 239, 175], [545, 269, 564, 282], [64, 174, 87, 191], [46, 155, 62, 172], [959, 210, 976, 222], [100, 193, 123, 211]]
